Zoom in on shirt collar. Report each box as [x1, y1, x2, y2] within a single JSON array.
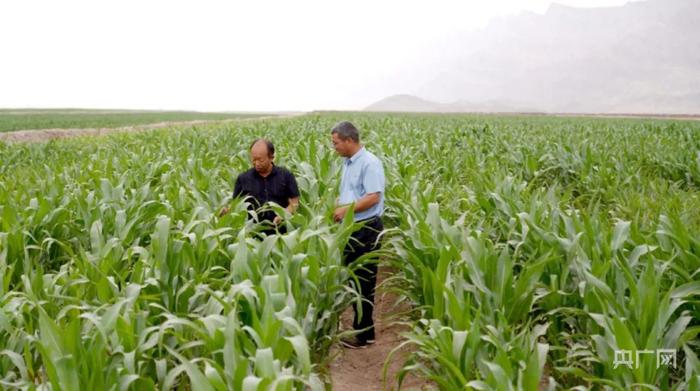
[[345, 147, 366, 165], [254, 164, 278, 178]]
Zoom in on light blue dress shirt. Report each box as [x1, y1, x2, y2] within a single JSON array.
[[339, 147, 385, 221]]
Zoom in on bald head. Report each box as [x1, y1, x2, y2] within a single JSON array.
[[250, 139, 275, 157], [249, 139, 275, 176]]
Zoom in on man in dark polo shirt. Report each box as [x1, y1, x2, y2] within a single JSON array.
[[221, 139, 300, 234]]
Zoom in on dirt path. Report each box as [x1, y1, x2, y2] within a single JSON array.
[[0, 113, 304, 143], [329, 268, 433, 391]]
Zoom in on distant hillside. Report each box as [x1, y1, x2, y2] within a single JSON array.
[[365, 95, 443, 112], [374, 0, 700, 114], [365, 94, 538, 113]]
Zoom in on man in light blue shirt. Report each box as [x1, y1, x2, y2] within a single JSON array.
[[331, 120, 385, 349]]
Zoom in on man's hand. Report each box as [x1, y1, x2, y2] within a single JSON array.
[[273, 215, 282, 225], [218, 206, 230, 217], [333, 206, 349, 222]]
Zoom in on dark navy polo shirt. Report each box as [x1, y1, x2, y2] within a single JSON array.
[[233, 165, 300, 222]]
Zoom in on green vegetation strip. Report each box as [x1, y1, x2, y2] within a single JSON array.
[[0, 109, 269, 133], [1, 113, 699, 389]]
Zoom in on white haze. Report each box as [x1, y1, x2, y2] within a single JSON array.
[[3, 0, 682, 113]]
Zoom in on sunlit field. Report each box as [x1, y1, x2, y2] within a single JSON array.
[[1, 113, 698, 390], [0, 109, 267, 133]]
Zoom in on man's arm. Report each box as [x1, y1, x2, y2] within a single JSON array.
[[274, 171, 301, 224], [220, 176, 243, 217], [233, 176, 244, 198], [286, 171, 301, 214], [333, 160, 384, 222], [333, 192, 380, 222], [287, 196, 300, 213]]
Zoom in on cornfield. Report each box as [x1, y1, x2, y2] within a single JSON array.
[[1, 113, 699, 390]]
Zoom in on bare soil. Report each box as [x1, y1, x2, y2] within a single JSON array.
[[329, 267, 434, 391], [0, 114, 302, 143]]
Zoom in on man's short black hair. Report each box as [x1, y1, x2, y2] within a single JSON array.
[[250, 138, 275, 157], [331, 121, 360, 143]]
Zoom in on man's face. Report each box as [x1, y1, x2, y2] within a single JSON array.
[[250, 142, 273, 174], [332, 133, 351, 157]]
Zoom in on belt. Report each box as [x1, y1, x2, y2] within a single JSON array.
[[357, 215, 382, 225]]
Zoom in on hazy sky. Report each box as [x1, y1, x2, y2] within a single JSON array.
[[0, 0, 638, 112]]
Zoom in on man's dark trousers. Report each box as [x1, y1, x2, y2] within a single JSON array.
[[343, 216, 383, 342]]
